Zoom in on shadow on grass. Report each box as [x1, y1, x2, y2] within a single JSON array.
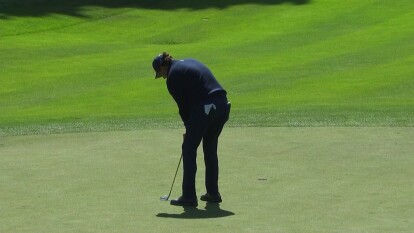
[[0, 0, 310, 18], [157, 203, 235, 219]]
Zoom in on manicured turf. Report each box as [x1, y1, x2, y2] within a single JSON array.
[[1, 1, 413, 232], [1, 128, 413, 233], [1, 0, 413, 136]]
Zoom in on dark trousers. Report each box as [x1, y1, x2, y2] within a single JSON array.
[[182, 94, 230, 198]]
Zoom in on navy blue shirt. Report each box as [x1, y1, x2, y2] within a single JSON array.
[[167, 59, 226, 124]]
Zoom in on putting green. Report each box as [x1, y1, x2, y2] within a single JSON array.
[[1, 127, 413, 233]]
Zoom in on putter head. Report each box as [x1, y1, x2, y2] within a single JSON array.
[[160, 194, 169, 201]]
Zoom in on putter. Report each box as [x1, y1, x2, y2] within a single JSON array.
[[160, 153, 183, 201]]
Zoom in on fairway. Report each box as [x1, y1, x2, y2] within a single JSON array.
[[1, 128, 413, 233], [1, 0, 413, 133]]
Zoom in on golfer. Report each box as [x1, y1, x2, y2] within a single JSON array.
[[153, 52, 231, 207]]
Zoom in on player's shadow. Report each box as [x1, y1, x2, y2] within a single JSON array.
[[156, 203, 235, 219]]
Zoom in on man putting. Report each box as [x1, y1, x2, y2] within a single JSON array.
[[153, 52, 231, 207]]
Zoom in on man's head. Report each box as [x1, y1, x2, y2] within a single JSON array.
[[152, 52, 173, 79]]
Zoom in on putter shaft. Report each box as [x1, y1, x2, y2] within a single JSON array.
[[161, 154, 182, 201]]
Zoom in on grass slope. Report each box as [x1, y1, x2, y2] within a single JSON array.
[[1, 128, 413, 233], [1, 0, 414, 135]]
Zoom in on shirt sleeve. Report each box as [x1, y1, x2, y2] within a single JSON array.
[[167, 74, 190, 125]]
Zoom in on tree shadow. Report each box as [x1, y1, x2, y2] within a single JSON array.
[[156, 203, 235, 219], [0, 0, 310, 18]]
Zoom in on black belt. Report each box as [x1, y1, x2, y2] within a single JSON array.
[[208, 90, 227, 99]]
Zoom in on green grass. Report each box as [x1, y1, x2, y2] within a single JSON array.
[[1, 128, 413, 233], [1, 1, 414, 232], [1, 0, 413, 136]]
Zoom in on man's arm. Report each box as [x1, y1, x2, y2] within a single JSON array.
[[168, 76, 190, 125]]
